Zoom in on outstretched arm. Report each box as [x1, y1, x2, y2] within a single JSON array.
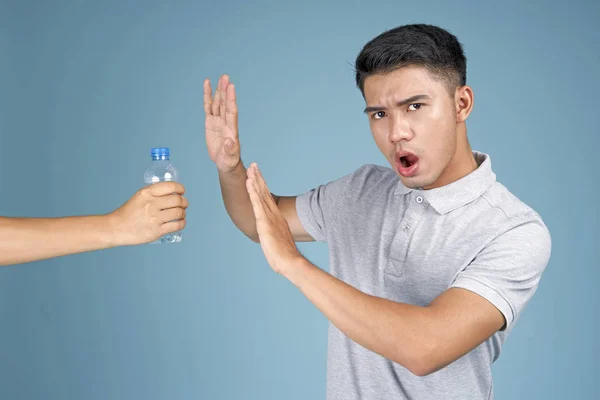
[[0, 181, 188, 266], [204, 74, 312, 242]]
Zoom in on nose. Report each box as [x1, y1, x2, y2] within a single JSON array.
[[388, 115, 413, 143]]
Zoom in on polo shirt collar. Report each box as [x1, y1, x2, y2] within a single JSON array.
[[394, 151, 497, 214]]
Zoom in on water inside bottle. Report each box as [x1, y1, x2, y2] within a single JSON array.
[[144, 148, 182, 244]]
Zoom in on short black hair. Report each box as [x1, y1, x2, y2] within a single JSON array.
[[354, 24, 467, 96]]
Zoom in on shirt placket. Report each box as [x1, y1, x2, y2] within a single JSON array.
[[389, 193, 429, 275]]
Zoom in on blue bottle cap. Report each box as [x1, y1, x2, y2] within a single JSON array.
[[151, 147, 170, 157]]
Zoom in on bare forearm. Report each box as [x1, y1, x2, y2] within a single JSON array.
[[218, 162, 279, 241], [284, 257, 437, 375], [0, 215, 116, 266]]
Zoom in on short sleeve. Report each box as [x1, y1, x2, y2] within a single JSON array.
[[295, 176, 348, 243], [295, 166, 377, 243], [450, 217, 552, 330]]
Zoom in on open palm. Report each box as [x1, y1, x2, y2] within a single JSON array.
[[204, 74, 240, 172]]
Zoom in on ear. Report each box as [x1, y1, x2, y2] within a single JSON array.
[[455, 85, 474, 122]]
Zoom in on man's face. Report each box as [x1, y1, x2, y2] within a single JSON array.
[[363, 66, 459, 189]]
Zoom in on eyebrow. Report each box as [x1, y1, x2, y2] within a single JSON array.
[[363, 94, 431, 114]]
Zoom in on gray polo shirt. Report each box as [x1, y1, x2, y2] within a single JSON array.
[[295, 151, 551, 400]]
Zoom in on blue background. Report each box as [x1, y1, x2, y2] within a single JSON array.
[[1, 0, 598, 398]]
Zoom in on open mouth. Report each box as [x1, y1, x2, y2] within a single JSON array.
[[396, 152, 420, 177], [400, 154, 418, 168]]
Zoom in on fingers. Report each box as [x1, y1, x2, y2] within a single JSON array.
[[204, 79, 213, 116], [160, 219, 187, 236], [211, 74, 229, 117], [252, 164, 269, 197], [225, 83, 238, 136], [248, 163, 276, 212], [246, 163, 278, 219], [156, 193, 188, 210], [206, 74, 235, 127], [246, 176, 266, 221], [158, 207, 186, 224], [246, 163, 268, 220], [149, 181, 185, 197], [211, 75, 222, 116], [218, 75, 229, 117]]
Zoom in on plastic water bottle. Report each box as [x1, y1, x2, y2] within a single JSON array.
[[143, 147, 182, 244]]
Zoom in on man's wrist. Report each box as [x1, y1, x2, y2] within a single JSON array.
[[281, 255, 315, 289], [217, 159, 245, 178]]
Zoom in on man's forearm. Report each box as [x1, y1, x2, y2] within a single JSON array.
[[283, 257, 438, 376], [219, 162, 279, 241], [0, 215, 116, 266]]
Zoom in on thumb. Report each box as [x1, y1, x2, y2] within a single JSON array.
[[224, 138, 238, 156]]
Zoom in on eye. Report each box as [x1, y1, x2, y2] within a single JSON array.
[[372, 111, 386, 120], [408, 103, 423, 111]]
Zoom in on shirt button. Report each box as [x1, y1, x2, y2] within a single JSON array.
[[416, 196, 423, 204]]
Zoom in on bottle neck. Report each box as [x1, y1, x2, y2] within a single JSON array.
[[152, 155, 170, 161]]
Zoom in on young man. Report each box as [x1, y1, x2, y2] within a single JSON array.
[[0, 181, 188, 266], [205, 24, 551, 399]]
